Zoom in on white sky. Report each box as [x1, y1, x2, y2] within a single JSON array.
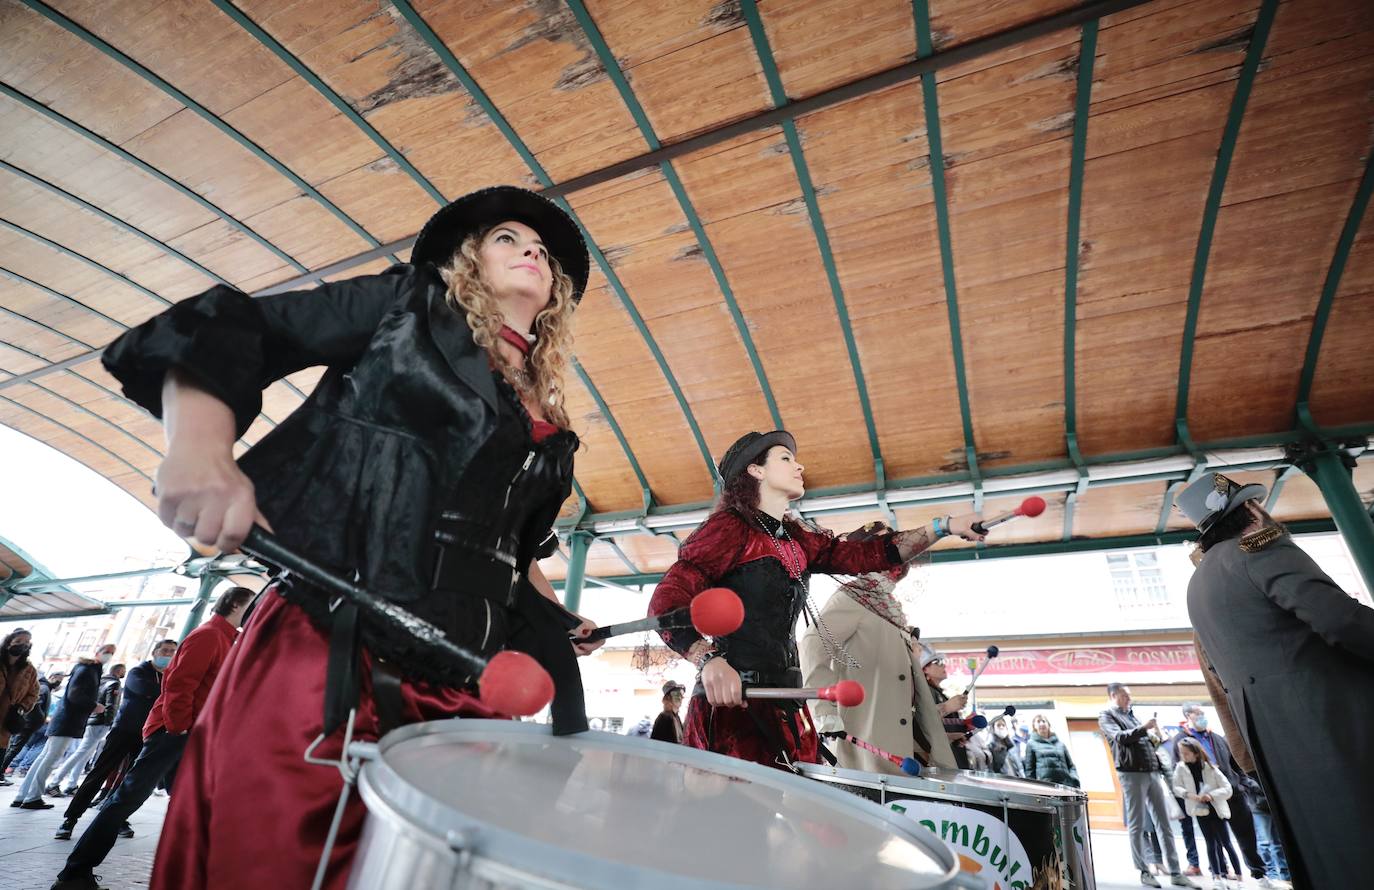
[[0, 424, 186, 578]]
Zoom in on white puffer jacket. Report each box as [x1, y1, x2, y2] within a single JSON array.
[[1171, 760, 1233, 819]]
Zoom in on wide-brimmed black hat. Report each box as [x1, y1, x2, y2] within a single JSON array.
[[718, 430, 796, 483], [410, 186, 591, 302]]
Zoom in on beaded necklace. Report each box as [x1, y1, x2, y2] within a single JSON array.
[[756, 512, 805, 579]]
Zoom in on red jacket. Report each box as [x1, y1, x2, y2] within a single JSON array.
[[143, 614, 238, 738]]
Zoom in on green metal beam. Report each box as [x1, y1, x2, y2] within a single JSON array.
[[216, 0, 614, 504], [20, 0, 398, 265], [0, 303, 97, 350], [0, 217, 170, 306], [553, 427, 1374, 532], [0, 393, 154, 485], [912, 0, 983, 511], [1294, 146, 1374, 434], [389, 0, 719, 487], [1173, 0, 1278, 453], [1155, 481, 1183, 535], [604, 539, 641, 577], [6, 565, 180, 592], [566, 0, 783, 432], [0, 159, 231, 287], [210, 0, 446, 207], [180, 574, 219, 640], [741, 0, 894, 522], [27, 379, 162, 460], [1293, 446, 1374, 591], [0, 82, 306, 273], [1264, 464, 1301, 512], [553, 519, 1341, 589], [571, 360, 653, 511], [548, 0, 1155, 199], [562, 532, 591, 613], [0, 265, 126, 331], [1064, 22, 1098, 504]]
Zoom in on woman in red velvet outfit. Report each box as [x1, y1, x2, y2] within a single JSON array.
[[647, 430, 984, 769], [78, 188, 603, 890]]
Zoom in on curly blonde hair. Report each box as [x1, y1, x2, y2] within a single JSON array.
[[438, 227, 576, 429]]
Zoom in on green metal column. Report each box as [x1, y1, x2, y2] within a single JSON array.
[[1297, 446, 1374, 593], [562, 533, 591, 615], [180, 574, 219, 640]]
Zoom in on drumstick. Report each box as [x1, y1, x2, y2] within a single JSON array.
[[970, 496, 1046, 536], [746, 681, 865, 707], [576, 587, 743, 643], [824, 731, 921, 776], [242, 526, 553, 716], [964, 645, 1000, 695]]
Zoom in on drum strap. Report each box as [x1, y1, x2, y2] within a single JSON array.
[[371, 662, 404, 738], [744, 702, 807, 773], [322, 603, 361, 738]]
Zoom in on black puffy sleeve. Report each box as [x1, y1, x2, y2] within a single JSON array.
[[101, 266, 416, 437]]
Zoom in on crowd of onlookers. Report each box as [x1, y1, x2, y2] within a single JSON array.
[[1099, 683, 1291, 889]]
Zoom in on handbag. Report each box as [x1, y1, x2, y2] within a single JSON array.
[[3, 704, 25, 734]]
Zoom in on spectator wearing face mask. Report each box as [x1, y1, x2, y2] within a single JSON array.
[[13, 644, 115, 810], [1, 629, 39, 779], [55, 640, 179, 841], [1168, 703, 1271, 886]]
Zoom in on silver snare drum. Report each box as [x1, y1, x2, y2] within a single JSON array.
[[346, 719, 973, 889], [799, 765, 1095, 890]]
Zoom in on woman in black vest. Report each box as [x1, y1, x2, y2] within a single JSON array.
[[95, 187, 602, 890], [647, 430, 983, 769]]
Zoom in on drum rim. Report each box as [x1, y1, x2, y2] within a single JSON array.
[[355, 718, 963, 890], [796, 763, 1089, 812]]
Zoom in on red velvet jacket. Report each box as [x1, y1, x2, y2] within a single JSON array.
[[144, 614, 238, 738], [648, 510, 900, 663]]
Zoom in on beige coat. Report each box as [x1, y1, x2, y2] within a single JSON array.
[[801, 592, 955, 774]]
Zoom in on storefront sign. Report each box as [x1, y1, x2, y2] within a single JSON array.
[[942, 643, 1197, 677]]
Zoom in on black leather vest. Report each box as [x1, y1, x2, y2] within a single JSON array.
[[693, 557, 808, 696]]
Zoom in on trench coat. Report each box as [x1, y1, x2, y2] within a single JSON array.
[[1187, 533, 1374, 890], [801, 592, 955, 773]]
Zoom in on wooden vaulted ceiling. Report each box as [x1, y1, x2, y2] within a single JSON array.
[[1, 0, 1372, 588]]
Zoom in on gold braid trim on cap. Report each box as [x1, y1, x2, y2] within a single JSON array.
[[1239, 525, 1283, 553]]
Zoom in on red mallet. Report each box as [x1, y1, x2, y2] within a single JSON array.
[[577, 587, 744, 643], [478, 651, 555, 716], [690, 587, 745, 637], [970, 496, 1047, 536], [746, 680, 865, 707]]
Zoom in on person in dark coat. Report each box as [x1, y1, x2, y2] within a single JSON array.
[[47, 664, 125, 795], [56, 640, 178, 840], [1023, 715, 1079, 787], [650, 681, 686, 743], [0, 628, 39, 777], [13, 643, 114, 809], [4, 671, 62, 780], [55, 592, 250, 890], [1098, 683, 1195, 887], [1178, 471, 1374, 890]]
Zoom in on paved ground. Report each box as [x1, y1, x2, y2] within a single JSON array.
[[2, 778, 166, 889], [1, 777, 1289, 889]]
